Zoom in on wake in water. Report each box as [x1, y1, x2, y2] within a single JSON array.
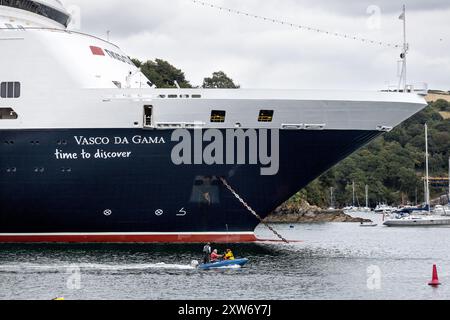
[[0, 262, 197, 273]]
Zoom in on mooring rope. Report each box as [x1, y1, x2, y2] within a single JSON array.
[[220, 177, 290, 244]]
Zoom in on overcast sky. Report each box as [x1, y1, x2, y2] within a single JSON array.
[[65, 0, 450, 90]]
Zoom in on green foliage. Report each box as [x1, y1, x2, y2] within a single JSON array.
[[133, 58, 192, 88], [202, 71, 240, 89], [434, 99, 450, 112], [295, 101, 450, 208]]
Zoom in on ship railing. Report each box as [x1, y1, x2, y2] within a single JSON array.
[[385, 83, 429, 96], [0, 26, 120, 49]]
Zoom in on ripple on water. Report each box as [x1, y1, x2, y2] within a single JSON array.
[[0, 223, 450, 299]]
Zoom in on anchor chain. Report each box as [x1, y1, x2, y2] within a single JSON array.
[[220, 177, 290, 244]]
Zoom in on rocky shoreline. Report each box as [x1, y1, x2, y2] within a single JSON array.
[[265, 202, 372, 223]]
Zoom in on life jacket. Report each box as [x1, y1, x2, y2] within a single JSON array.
[[224, 252, 235, 260]]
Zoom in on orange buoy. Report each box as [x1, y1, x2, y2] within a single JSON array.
[[428, 265, 441, 286]]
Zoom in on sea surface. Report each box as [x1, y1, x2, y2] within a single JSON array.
[[1, 213, 450, 300]]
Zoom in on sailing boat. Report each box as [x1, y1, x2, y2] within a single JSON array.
[[433, 157, 450, 216], [343, 181, 359, 212], [328, 187, 336, 210], [384, 125, 450, 226], [343, 182, 372, 213], [362, 185, 372, 212]]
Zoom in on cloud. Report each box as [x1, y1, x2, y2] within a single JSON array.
[[65, 0, 450, 90]]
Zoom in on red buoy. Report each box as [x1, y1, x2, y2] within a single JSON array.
[[428, 265, 441, 286]]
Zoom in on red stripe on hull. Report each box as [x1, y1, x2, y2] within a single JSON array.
[[0, 233, 258, 244]]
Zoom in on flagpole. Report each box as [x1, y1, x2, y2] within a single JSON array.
[[402, 5, 407, 92]]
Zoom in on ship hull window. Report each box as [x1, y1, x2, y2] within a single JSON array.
[[0, 0, 70, 27], [7, 82, 13, 98], [0, 83, 5, 98], [0, 82, 21, 98], [258, 110, 274, 122], [211, 110, 226, 123], [0, 108, 18, 120], [14, 82, 20, 98]]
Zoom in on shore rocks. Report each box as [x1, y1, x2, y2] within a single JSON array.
[[265, 202, 371, 223]]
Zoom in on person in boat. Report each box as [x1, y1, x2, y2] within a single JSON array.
[[223, 249, 235, 261], [203, 243, 212, 264], [210, 249, 223, 263]]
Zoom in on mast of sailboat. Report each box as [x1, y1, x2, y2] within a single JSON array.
[[425, 124, 431, 213], [365, 185, 369, 209], [448, 157, 450, 205], [352, 181, 356, 208], [330, 187, 334, 209]]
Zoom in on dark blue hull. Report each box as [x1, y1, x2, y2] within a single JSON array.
[[0, 129, 380, 242]]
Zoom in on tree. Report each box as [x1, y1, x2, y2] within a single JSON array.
[[434, 99, 449, 111], [133, 58, 192, 88], [202, 71, 240, 89]]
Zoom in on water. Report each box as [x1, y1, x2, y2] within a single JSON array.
[[1, 215, 450, 300]]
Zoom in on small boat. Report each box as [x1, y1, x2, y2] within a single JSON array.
[[198, 259, 249, 270], [383, 215, 450, 227], [434, 205, 450, 216], [374, 204, 397, 214], [360, 222, 377, 227]]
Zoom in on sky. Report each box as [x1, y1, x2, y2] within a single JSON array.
[[64, 0, 450, 90]]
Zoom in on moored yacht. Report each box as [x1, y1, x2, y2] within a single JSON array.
[[384, 125, 450, 227]]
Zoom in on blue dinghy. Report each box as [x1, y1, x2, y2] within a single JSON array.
[[199, 259, 249, 270]]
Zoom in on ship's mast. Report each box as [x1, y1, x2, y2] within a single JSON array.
[[398, 5, 409, 92], [448, 157, 450, 205]]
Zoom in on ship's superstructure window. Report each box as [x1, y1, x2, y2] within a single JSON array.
[[0, 108, 18, 119], [144, 105, 153, 127], [258, 110, 274, 122], [0, 82, 20, 98], [211, 110, 226, 123], [0, 0, 70, 27]]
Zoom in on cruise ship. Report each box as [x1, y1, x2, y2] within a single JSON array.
[[0, 0, 427, 243]]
